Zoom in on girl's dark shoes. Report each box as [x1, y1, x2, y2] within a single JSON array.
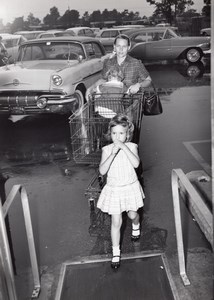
[[111, 255, 121, 269], [131, 226, 140, 242]]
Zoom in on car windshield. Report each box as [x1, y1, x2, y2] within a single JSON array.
[[18, 41, 86, 61], [22, 33, 41, 40], [3, 38, 19, 48], [163, 28, 179, 39]]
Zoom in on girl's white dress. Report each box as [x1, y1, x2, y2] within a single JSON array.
[[97, 142, 144, 215]]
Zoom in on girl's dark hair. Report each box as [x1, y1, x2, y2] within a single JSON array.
[[105, 114, 134, 142], [113, 34, 131, 46]]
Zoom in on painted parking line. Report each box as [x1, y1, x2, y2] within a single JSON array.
[[183, 140, 211, 176]]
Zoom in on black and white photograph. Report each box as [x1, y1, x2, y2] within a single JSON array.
[[0, 0, 212, 299]]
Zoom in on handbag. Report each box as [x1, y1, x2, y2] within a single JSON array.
[[143, 83, 163, 116]]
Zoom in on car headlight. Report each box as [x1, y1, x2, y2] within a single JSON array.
[[52, 75, 63, 86], [37, 97, 47, 109]]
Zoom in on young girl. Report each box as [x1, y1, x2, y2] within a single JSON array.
[[97, 114, 145, 269]]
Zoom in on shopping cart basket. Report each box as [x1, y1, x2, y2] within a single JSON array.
[[69, 92, 144, 210]]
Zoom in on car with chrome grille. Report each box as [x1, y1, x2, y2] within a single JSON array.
[[0, 36, 108, 116]]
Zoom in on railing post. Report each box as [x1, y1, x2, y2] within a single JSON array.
[[20, 187, 41, 298], [0, 200, 18, 300], [171, 169, 190, 286], [0, 184, 41, 299]]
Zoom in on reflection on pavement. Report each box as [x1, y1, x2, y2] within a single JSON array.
[[146, 60, 210, 88]]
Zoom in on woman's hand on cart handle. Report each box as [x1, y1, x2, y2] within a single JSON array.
[[127, 83, 141, 95]]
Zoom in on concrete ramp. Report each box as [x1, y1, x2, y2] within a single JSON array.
[[55, 253, 176, 300]]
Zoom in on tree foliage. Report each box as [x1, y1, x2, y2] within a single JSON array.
[[202, 0, 211, 17], [60, 10, 80, 27], [10, 17, 26, 32], [146, 0, 194, 24], [26, 13, 41, 27], [2, 4, 207, 33], [43, 6, 60, 26]]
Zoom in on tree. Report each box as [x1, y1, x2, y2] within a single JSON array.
[[60, 9, 80, 28], [43, 6, 60, 28], [82, 11, 90, 25], [10, 17, 26, 32], [26, 13, 41, 27], [202, 0, 211, 17], [146, 0, 194, 24], [90, 10, 103, 23]]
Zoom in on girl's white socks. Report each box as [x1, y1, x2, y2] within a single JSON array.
[[112, 246, 120, 262], [132, 223, 140, 236]]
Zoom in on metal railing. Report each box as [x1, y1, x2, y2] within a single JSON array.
[[0, 184, 40, 300], [171, 168, 213, 286]]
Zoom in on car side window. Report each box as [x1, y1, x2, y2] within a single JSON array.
[[78, 29, 84, 36], [134, 33, 148, 42], [20, 37, 26, 44], [40, 34, 53, 38], [21, 45, 44, 61], [110, 30, 118, 38], [163, 29, 175, 39], [151, 32, 164, 41], [101, 31, 110, 38], [4, 39, 19, 48], [85, 29, 94, 36], [84, 42, 103, 58]]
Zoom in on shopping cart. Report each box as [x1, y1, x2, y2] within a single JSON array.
[[69, 92, 144, 211]]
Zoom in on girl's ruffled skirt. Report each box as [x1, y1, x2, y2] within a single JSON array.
[[97, 180, 144, 215]]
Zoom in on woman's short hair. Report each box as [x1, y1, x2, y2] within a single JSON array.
[[114, 34, 131, 47], [105, 114, 134, 142]]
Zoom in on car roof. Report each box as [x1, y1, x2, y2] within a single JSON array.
[[201, 28, 210, 31], [66, 27, 92, 31], [20, 36, 99, 45], [113, 25, 145, 28], [14, 30, 44, 34], [99, 28, 121, 32], [37, 30, 65, 35], [125, 26, 177, 35], [1, 34, 25, 39]]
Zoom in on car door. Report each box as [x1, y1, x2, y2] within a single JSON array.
[[143, 30, 173, 60], [81, 42, 107, 88], [130, 30, 173, 60]]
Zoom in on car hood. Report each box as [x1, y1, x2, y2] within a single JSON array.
[[0, 60, 79, 90]]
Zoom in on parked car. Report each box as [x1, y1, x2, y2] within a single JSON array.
[[0, 33, 27, 63], [113, 25, 145, 29], [0, 37, 109, 116], [96, 28, 133, 52], [200, 28, 211, 36], [65, 27, 96, 37], [91, 27, 101, 36], [36, 30, 75, 38], [126, 27, 210, 63], [156, 23, 171, 27], [14, 31, 45, 40]]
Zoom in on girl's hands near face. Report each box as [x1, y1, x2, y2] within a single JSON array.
[[114, 139, 125, 150]]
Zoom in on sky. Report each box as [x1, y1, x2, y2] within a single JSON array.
[[0, 0, 205, 25]]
